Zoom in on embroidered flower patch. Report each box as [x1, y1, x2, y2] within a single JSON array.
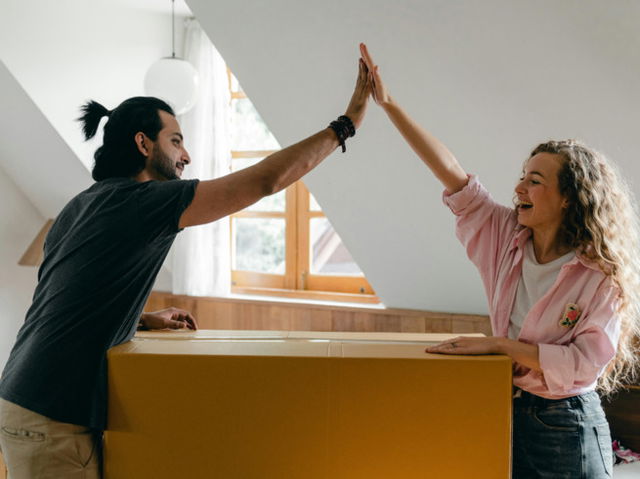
[[559, 303, 581, 328]]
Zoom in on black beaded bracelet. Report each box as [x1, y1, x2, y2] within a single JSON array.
[[328, 115, 356, 153]]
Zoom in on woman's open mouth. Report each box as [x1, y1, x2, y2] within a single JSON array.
[[517, 201, 533, 212]]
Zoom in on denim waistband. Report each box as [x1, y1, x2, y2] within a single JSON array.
[[513, 389, 599, 408]]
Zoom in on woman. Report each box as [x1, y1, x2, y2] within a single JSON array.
[[359, 43, 640, 477]]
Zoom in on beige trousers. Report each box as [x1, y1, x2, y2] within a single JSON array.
[[0, 398, 100, 479]]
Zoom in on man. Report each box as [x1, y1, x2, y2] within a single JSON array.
[[0, 60, 370, 478]]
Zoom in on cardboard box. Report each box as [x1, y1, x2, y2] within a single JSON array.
[[105, 330, 512, 478]]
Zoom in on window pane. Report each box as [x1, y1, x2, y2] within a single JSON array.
[[310, 218, 363, 275], [233, 218, 285, 274], [230, 98, 280, 151], [229, 72, 242, 93], [309, 192, 322, 212], [231, 157, 285, 212]]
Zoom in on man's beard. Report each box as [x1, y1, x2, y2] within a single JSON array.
[[150, 145, 179, 181]]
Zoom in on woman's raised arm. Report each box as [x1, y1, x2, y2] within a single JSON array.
[[360, 43, 468, 194]]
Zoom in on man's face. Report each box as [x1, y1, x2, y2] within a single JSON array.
[[148, 110, 191, 181]]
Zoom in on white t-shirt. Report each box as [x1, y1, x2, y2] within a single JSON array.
[[508, 240, 576, 339]]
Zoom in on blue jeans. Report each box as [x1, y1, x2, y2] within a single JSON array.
[[513, 390, 613, 478]]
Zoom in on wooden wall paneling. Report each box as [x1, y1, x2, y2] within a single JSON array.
[[305, 308, 334, 331], [420, 317, 452, 333], [264, 304, 294, 331], [452, 318, 492, 335], [145, 292, 491, 335]]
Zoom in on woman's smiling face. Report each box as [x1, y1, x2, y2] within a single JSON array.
[[515, 152, 569, 231]]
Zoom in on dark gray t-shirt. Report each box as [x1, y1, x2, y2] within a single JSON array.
[[0, 177, 198, 430]]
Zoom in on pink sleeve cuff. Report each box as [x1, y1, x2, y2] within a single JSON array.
[[442, 175, 483, 215], [538, 343, 574, 396]]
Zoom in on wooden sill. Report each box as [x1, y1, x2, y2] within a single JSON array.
[[231, 286, 381, 305]]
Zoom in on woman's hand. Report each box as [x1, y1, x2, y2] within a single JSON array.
[[360, 43, 391, 106], [426, 336, 542, 372], [425, 336, 502, 355], [139, 307, 198, 331], [344, 57, 371, 130]]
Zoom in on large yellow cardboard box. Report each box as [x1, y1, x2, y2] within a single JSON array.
[[105, 330, 512, 478]]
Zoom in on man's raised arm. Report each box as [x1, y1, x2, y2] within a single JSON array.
[[179, 59, 370, 229]]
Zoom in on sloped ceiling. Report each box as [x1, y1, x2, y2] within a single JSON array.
[[187, 0, 640, 312], [0, 61, 91, 218], [2, 1, 639, 314]]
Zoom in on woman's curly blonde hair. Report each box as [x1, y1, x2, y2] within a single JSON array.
[[530, 139, 640, 395]]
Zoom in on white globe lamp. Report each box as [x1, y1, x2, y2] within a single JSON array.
[[145, 57, 198, 115], [144, 0, 199, 115]]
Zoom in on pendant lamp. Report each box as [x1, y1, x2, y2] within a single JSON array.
[[144, 0, 198, 115]]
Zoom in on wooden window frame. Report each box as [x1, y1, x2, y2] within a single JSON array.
[[227, 71, 378, 304]]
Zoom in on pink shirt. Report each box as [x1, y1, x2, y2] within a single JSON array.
[[443, 175, 620, 398]]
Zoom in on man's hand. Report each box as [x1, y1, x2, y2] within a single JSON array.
[[344, 56, 372, 129], [139, 307, 198, 331]]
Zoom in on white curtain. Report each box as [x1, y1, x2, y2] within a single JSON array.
[[172, 19, 231, 297]]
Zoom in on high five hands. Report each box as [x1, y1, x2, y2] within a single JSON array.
[[359, 43, 391, 106], [344, 42, 391, 129], [344, 56, 373, 129]]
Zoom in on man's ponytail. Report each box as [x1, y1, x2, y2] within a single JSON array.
[[77, 100, 110, 141]]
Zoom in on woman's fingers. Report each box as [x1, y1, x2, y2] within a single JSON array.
[[425, 337, 465, 353], [360, 43, 376, 71]]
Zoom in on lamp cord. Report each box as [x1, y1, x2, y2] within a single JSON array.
[[171, 0, 175, 58]]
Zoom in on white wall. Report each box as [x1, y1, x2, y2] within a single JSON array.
[[0, 166, 44, 370], [187, 0, 640, 313], [0, 0, 190, 171], [0, 61, 92, 219]]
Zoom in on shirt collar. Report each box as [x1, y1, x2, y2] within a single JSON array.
[[509, 227, 603, 272]]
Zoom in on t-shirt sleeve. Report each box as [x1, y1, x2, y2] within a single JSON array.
[[134, 179, 199, 240]]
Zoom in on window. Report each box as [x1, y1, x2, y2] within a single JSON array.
[[227, 70, 377, 303]]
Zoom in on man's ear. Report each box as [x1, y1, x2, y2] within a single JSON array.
[[134, 132, 149, 157]]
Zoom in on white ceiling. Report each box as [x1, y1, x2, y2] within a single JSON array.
[[0, 61, 92, 219]]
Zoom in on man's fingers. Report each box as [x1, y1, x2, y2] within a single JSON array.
[[166, 320, 184, 329], [185, 313, 198, 330], [172, 310, 198, 330]]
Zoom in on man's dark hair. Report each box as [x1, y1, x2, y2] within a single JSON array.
[[77, 97, 175, 181]]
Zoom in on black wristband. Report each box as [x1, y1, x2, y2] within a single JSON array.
[[337, 115, 356, 138], [328, 115, 356, 153]]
